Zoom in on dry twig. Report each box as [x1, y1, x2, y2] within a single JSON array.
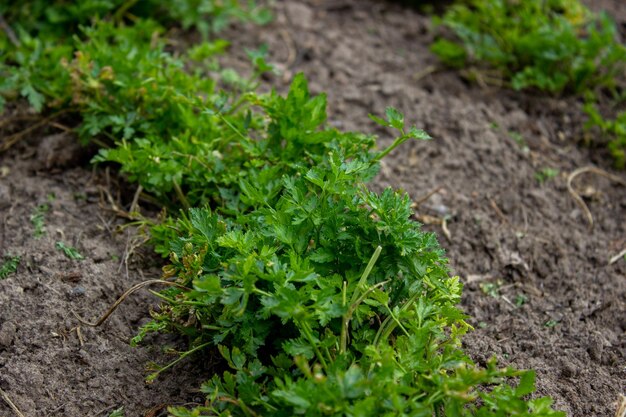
[[72, 279, 187, 327], [279, 28, 297, 69], [609, 248, 626, 266], [411, 186, 443, 208], [489, 197, 509, 224], [567, 166, 626, 229], [413, 65, 438, 82], [0, 114, 40, 130], [0, 109, 73, 152], [441, 216, 452, 241], [0, 387, 26, 417], [615, 395, 626, 417]]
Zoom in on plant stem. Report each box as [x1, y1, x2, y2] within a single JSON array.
[[298, 320, 328, 371], [341, 246, 382, 354], [172, 179, 190, 210], [146, 341, 211, 383], [372, 134, 408, 163]]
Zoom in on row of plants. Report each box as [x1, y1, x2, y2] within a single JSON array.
[[0, 1, 565, 416], [430, 0, 626, 168]]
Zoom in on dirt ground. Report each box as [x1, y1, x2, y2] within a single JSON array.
[[1, 1, 625, 416]]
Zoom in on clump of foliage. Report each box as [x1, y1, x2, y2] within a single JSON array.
[[430, 0, 626, 167], [431, 0, 626, 94], [1, 0, 270, 40], [133, 78, 564, 417], [0, 255, 20, 279], [2, 0, 273, 207], [30, 203, 49, 239], [0, 0, 270, 112], [55, 241, 84, 260], [72, 20, 268, 208], [584, 101, 626, 169]]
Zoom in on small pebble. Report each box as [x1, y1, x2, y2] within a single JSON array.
[[70, 286, 86, 298]]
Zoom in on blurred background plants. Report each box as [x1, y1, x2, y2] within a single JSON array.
[[430, 0, 626, 168]]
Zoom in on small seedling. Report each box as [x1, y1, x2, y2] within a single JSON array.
[[514, 294, 528, 307], [0, 255, 20, 279], [55, 241, 84, 260], [480, 281, 502, 298], [509, 131, 529, 152], [584, 101, 626, 169], [108, 408, 124, 417], [73, 192, 87, 201], [544, 320, 559, 328], [535, 168, 559, 183], [30, 204, 49, 239]]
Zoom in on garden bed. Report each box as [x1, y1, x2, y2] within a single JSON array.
[[0, 1, 624, 416]]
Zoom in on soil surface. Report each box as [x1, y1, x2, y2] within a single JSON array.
[[1, 1, 625, 416]]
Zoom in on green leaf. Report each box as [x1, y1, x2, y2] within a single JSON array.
[[55, 241, 84, 260], [21, 84, 45, 112], [408, 126, 432, 140], [309, 247, 335, 263], [272, 388, 312, 409], [385, 107, 405, 130], [368, 113, 390, 128], [193, 275, 223, 295], [516, 370, 536, 396]]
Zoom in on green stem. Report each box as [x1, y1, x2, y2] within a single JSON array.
[[372, 134, 408, 164], [349, 246, 382, 305], [384, 304, 411, 338], [146, 341, 211, 383], [172, 179, 190, 210], [373, 291, 421, 346], [298, 320, 328, 371], [218, 113, 251, 144], [340, 280, 388, 354], [113, 0, 140, 22], [252, 288, 272, 297], [340, 246, 382, 354]]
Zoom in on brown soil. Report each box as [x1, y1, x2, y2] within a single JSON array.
[[1, 1, 625, 416]]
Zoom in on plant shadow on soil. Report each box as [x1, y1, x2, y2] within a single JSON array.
[[1, 0, 625, 416]]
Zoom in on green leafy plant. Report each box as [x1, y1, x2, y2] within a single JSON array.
[[431, 0, 626, 167], [480, 281, 502, 298], [544, 320, 559, 328], [508, 131, 529, 153], [55, 241, 84, 260], [584, 101, 626, 168], [132, 80, 563, 416], [30, 203, 49, 239], [535, 168, 559, 183], [515, 294, 528, 307], [0, 0, 270, 113], [0, 255, 20, 279], [107, 407, 125, 417], [431, 0, 626, 94]]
